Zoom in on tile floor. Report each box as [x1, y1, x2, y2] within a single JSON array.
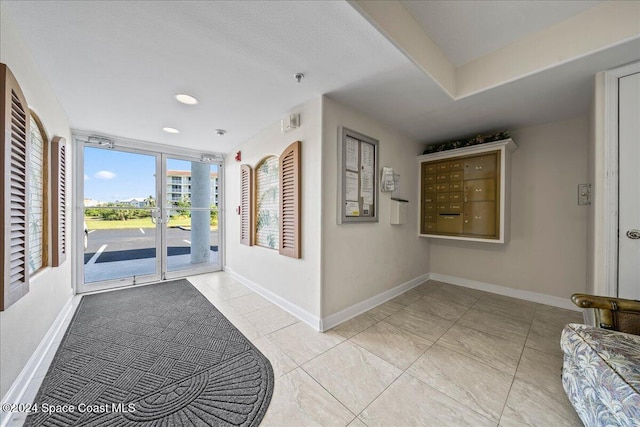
[[8, 272, 585, 427]]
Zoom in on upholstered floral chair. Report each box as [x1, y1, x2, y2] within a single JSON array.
[[561, 294, 640, 426]]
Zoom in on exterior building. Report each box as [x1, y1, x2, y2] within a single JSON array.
[[166, 170, 218, 206], [116, 198, 147, 208]]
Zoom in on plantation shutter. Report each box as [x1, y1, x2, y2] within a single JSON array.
[[240, 164, 253, 246], [279, 141, 301, 258], [1, 63, 31, 310], [51, 136, 67, 266]]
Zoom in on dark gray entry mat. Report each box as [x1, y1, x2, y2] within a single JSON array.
[[25, 279, 274, 426]]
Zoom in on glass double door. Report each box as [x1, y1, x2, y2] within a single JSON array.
[[80, 146, 221, 292]]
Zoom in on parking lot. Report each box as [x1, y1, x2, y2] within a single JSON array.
[[84, 227, 218, 263], [83, 227, 219, 283]]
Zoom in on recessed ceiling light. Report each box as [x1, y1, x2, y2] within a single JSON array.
[[175, 93, 198, 105], [215, 129, 227, 136], [163, 127, 180, 134]]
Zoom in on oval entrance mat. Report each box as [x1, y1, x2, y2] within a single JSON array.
[[25, 279, 274, 426]]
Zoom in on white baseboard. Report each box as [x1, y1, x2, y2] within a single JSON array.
[[223, 267, 579, 337], [320, 273, 431, 332], [224, 267, 323, 331], [0, 295, 77, 427], [429, 273, 580, 311]]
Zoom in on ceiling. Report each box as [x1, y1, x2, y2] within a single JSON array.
[[3, 1, 639, 152], [402, 0, 602, 67]]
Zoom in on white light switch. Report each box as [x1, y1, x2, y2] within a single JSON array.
[[578, 184, 591, 205]]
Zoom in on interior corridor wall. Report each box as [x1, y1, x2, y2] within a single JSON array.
[[429, 116, 589, 300], [1, 4, 73, 398], [321, 96, 430, 317], [224, 97, 323, 319]]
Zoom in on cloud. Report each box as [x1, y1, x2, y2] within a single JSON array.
[[94, 170, 116, 180], [84, 174, 89, 181]]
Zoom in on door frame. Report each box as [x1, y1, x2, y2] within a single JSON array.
[[75, 141, 163, 292], [72, 130, 225, 294], [602, 61, 640, 297]]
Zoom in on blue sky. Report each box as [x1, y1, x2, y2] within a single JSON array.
[[84, 147, 217, 202]]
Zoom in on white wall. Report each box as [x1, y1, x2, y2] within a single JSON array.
[[1, 4, 73, 398], [321, 96, 430, 317], [429, 116, 589, 299], [224, 97, 323, 319]]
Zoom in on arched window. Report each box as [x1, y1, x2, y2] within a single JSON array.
[[28, 111, 48, 273], [238, 141, 300, 258], [255, 156, 279, 249]]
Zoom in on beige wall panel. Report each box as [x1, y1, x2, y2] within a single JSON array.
[[430, 116, 588, 299], [321, 96, 430, 317], [224, 97, 323, 317]]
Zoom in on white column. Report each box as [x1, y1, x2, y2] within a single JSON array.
[[190, 162, 211, 264]]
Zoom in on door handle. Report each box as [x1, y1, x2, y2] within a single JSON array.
[[150, 209, 162, 224], [627, 229, 640, 239]]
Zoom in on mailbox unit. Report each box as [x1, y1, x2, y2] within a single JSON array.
[[417, 139, 517, 243]]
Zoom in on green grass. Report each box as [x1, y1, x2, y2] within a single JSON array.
[[85, 216, 217, 230]]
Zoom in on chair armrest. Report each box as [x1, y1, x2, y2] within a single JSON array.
[[572, 294, 640, 312], [572, 293, 640, 335]]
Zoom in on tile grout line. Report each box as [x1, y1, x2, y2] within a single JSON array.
[[495, 302, 538, 424], [202, 277, 579, 426], [297, 363, 359, 421], [348, 323, 435, 372], [262, 323, 347, 371], [298, 313, 428, 426], [262, 324, 364, 425], [347, 298, 498, 425], [346, 288, 476, 426], [453, 301, 533, 343], [433, 295, 528, 376], [401, 370, 499, 425], [394, 293, 509, 424], [349, 331, 421, 424], [389, 287, 559, 423]]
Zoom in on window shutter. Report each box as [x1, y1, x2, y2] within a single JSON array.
[[1, 63, 31, 310], [279, 141, 301, 258], [51, 136, 67, 266], [240, 164, 253, 246]]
